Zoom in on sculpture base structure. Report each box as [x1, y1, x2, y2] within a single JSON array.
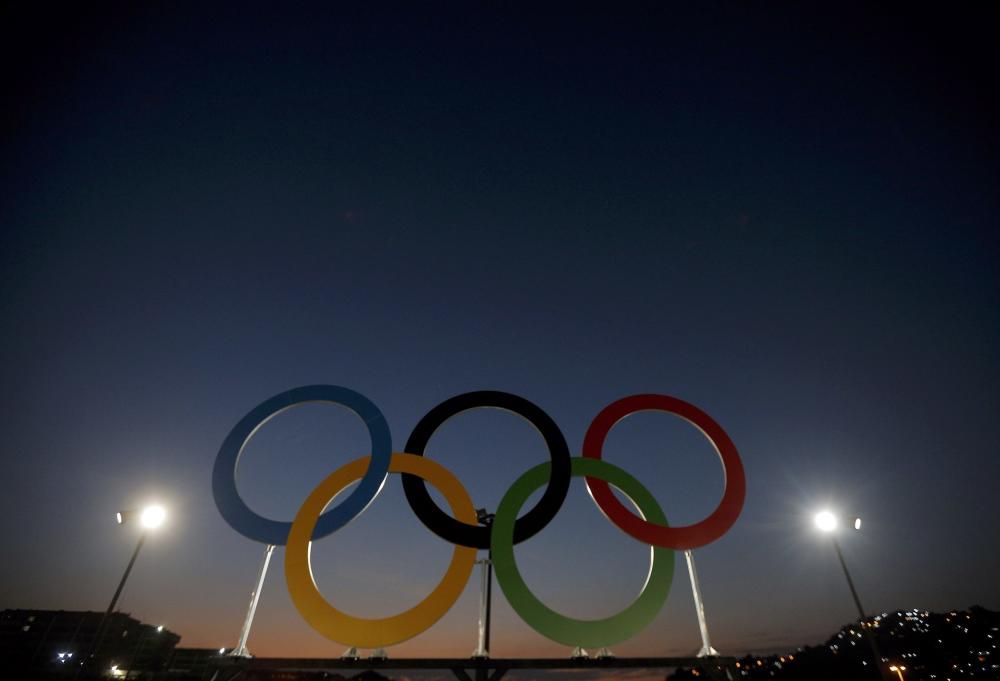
[[204, 655, 737, 681]]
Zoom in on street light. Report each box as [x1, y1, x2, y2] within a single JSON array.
[[80, 504, 168, 676], [813, 509, 886, 680], [117, 504, 166, 529], [889, 665, 906, 681], [106, 504, 168, 618], [813, 510, 866, 618], [139, 505, 166, 529], [814, 510, 838, 533]]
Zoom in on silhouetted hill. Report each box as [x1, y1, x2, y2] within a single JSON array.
[[670, 605, 1000, 680]]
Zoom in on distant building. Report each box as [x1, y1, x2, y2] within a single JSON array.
[[0, 609, 180, 679]]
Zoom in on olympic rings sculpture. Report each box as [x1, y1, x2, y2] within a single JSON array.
[[213, 385, 745, 649]]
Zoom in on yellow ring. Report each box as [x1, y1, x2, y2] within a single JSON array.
[[285, 452, 477, 648]]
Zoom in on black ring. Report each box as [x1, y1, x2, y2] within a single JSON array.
[[402, 391, 572, 549]]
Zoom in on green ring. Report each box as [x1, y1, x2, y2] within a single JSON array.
[[491, 457, 675, 648]]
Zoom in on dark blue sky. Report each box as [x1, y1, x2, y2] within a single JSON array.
[[1, 2, 997, 669]]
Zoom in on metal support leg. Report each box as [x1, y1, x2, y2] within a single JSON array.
[[473, 509, 495, 660], [230, 544, 275, 658], [452, 665, 507, 681], [473, 556, 491, 658], [685, 550, 719, 657]]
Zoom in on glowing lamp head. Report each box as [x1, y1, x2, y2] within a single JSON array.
[[140, 505, 167, 529], [814, 510, 838, 533], [854, 517, 862, 531]]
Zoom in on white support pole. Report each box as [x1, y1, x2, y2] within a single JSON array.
[[684, 549, 719, 657], [230, 544, 275, 658], [472, 557, 490, 658]]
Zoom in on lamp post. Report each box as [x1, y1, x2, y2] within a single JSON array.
[[888, 664, 906, 681], [813, 510, 887, 681], [80, 505, 167, 677], [472, 508, 494, 660]]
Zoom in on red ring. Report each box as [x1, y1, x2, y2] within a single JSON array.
[[582, 394, 745, 550]]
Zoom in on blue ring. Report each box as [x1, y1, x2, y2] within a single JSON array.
[[212, 385, 392, 545]]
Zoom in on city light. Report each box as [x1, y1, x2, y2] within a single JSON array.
[[814, 510, 838, 533]]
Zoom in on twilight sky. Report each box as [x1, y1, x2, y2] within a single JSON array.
[[1, 1, 998, 672]]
